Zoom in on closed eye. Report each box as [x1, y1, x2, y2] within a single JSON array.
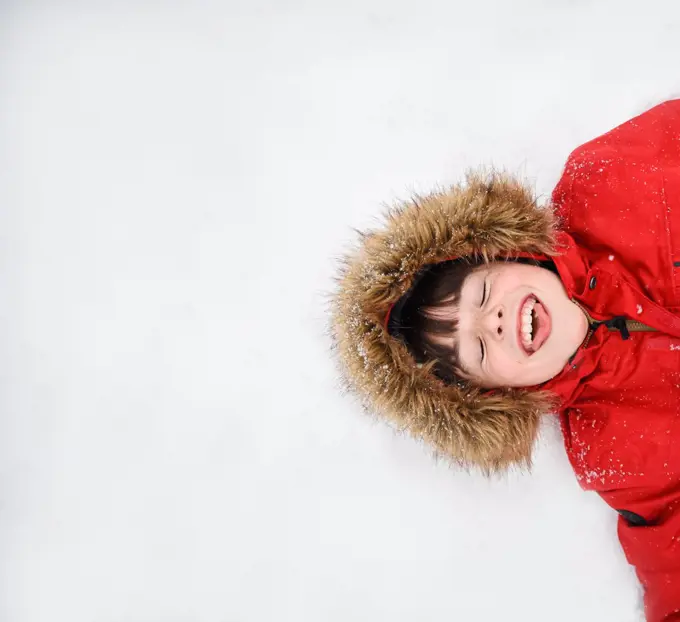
[[480, 279, 487, 307], [479, 338, 485, 362]]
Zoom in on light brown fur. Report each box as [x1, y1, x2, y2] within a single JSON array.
[[330, 172, 562, 474]]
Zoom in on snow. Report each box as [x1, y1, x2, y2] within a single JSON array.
[[3, 1, 678, 621]]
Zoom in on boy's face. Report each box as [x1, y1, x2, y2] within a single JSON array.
[[433, 262, 589, 388]]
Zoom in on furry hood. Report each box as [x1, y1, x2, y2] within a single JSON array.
[[330, 172, 561, 474]]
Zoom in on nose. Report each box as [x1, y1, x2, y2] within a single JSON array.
[[480, 304, 505, 340]]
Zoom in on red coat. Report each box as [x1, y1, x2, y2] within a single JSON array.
[[544, 100, 680, 621]]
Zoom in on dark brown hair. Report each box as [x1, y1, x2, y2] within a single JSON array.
[[388, 258, 485, 384]]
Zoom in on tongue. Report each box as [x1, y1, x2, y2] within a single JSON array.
[[531, 302, 551, 352]]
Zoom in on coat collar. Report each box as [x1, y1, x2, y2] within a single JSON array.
[[539, 231, 680, 408]]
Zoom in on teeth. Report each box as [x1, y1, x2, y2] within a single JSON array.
[[520, 297, 537, 346]]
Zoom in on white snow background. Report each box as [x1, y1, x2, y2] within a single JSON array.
[[1, 1, 679, 621]]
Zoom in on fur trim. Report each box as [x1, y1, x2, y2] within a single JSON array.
[[330, 171, 561, 474]]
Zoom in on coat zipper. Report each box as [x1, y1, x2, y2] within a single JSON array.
[[571, 298, 597, 351], [570, 297, 657, 348]]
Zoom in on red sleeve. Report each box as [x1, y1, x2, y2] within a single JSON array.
[[552, 98, 680, 227], [600, 485, 680, 621], [579, 99, 680, 161], [549, 99, 680, 299], [561, 396, 680, 620], [565, 98, 680, 170]]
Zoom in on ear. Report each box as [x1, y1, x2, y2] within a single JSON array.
[[452, 358, 488, 389], [453, 365, 473, 383]]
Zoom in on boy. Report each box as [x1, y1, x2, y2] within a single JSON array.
[[331, 100, 680, 621]]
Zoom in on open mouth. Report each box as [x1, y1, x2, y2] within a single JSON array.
[[517, 294, 552, 356]]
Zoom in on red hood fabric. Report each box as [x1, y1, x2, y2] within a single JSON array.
[[539, 100, 680, 622]]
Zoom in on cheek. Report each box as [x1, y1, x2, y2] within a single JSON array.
[[503, 273, 527, 290], [487, 350, 523, 383]]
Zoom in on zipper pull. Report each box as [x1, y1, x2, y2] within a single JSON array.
[[602, 316, 630, 340], [571, 299, 631, 341]]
